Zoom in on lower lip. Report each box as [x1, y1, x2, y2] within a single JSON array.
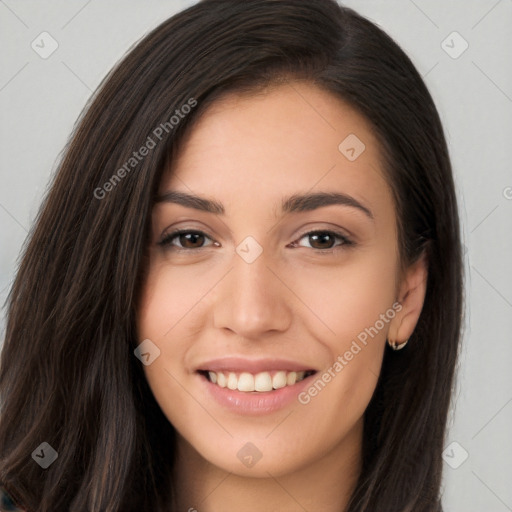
[[199, 373, 315, 415]]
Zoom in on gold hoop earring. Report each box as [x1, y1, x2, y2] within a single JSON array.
[[387, 338, 409, 350]]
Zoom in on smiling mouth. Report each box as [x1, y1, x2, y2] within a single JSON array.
[[198, 369, 316, 393]]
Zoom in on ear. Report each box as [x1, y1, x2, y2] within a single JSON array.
[[388, 252, 428, 345]]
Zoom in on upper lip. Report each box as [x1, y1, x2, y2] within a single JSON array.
[[196, 357, 317, 374]]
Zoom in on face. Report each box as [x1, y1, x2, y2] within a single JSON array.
[[137, 81, 403, 478]]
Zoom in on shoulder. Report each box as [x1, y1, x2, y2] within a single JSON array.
[[0, 485, 26, 512]]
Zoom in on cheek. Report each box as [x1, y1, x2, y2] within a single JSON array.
[[137, 259, 216, 342], [136, 263, 199, 386], [293, 257, 395, 437], [289, 246, 399, 350], [274, 247, 397, 422], [296, 344, 383, 456], [136, 265, 210, 433]]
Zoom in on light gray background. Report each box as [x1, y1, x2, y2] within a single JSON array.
[[1, 1, 511, 510]]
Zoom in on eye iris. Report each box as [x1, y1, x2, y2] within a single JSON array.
[[179, 232, 205, 248], [310, 232, 335, 249]]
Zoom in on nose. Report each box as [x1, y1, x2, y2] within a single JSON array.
[[212, 248, 293, 340]]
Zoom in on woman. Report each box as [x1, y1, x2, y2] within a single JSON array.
[[0, 0, 463, 510]]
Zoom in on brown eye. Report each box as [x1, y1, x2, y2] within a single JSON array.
[[292, 230, 354, 251], [308, 232, 336, 249], [158, 230, 215, 250], [177, 232, 206, 248]]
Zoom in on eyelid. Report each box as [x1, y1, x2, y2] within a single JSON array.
[[291, 228, 354, 249], [158, 227, 355, 252], [158, 228, 218, 250]]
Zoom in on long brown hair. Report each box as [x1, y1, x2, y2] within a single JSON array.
[[0, 1, 463, 510]]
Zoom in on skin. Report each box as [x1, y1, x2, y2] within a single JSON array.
[[137, 81, 428, 511]]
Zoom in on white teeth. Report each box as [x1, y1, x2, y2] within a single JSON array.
[[237, 372, 255, 392], [227, 372, 238, 390], [254, 372, 273, 392], [272, 371, 287, 389], [217, 372, 227, 388], [206, 369, 311, 392]]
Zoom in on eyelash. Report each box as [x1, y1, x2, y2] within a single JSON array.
[[157, 228, 355, 253]]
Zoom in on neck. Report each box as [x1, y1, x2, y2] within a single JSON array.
[[173, 419, 363, 512]]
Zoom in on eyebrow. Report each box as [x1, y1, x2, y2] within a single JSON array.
[[156, 190, 224, 214], [281, 192, 373, 220], [155, 190, 374, 220]]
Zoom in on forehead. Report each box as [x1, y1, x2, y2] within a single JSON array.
[[160, 82, 393, 221]]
